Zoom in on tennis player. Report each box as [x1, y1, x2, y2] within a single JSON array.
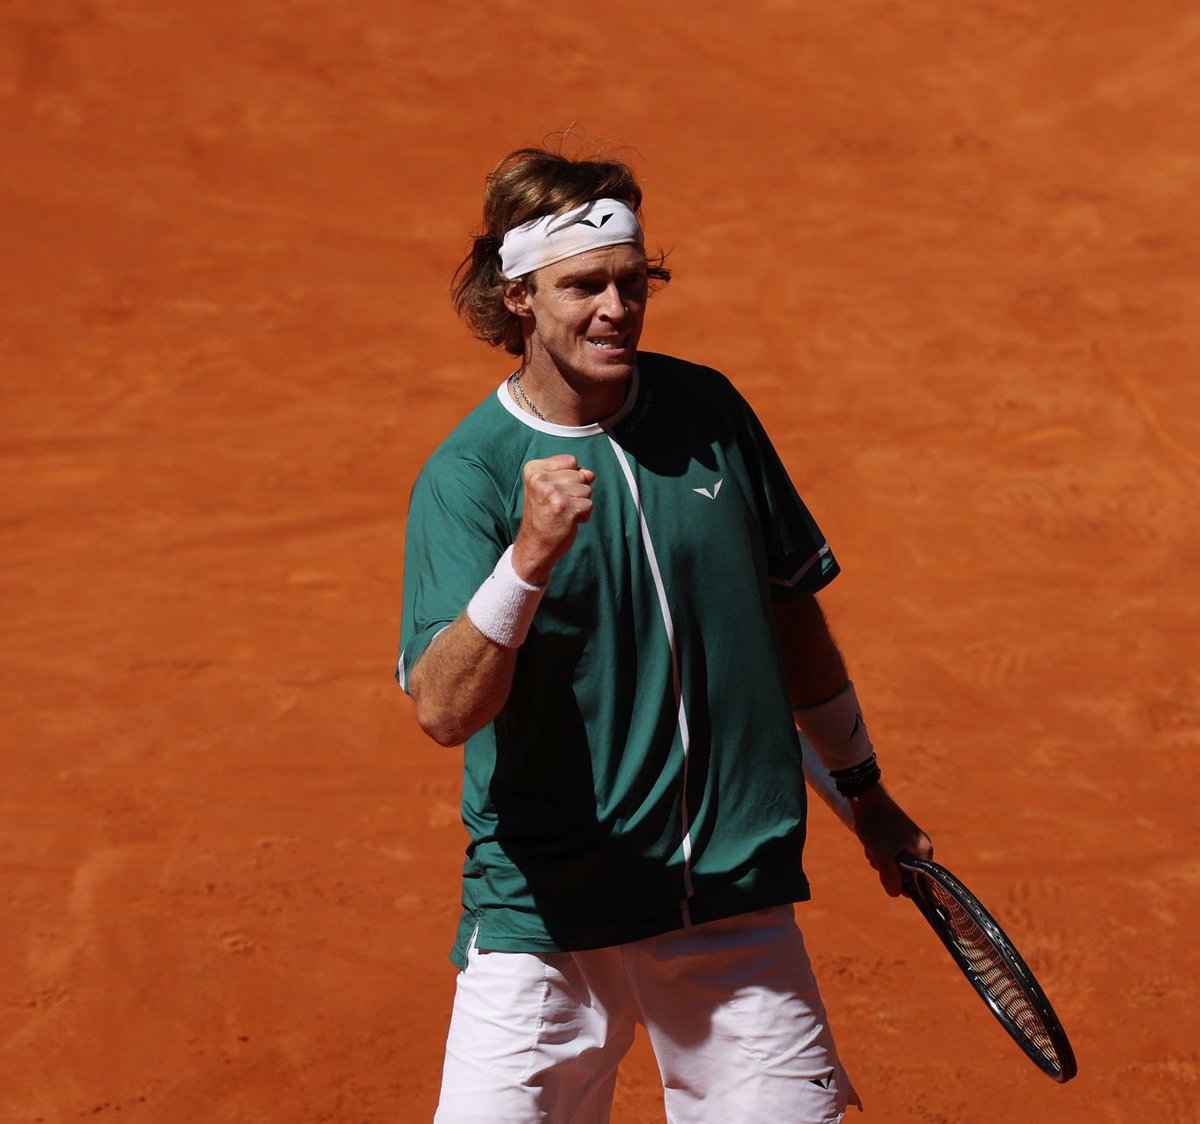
[[397, 145, 933, 1123]]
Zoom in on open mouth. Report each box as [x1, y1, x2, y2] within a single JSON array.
[[586, 335, 627, 351]]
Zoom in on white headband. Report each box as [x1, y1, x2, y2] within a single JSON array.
[[499, 198, 643, 280]]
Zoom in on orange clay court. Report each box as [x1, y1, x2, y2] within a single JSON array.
[[2, 2, 1198, 1121]]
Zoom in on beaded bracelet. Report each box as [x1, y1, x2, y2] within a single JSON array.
[[829, 752, 882, 799]]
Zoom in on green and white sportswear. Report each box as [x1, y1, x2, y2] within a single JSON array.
[[398, 352, 839, 968]]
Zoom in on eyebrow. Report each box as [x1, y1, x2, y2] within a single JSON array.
[[556, 263, 649, 286]]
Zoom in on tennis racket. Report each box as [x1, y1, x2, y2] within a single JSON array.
[[897, 850, 1077, 1083]]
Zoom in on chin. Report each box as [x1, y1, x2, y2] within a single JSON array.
[[577, 361, 635, 387], [582, 345, 638, 376]]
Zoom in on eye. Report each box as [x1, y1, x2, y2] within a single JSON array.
[[619, 273, 649, 300]]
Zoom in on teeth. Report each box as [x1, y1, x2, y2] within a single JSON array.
[[588, 338, 622, 348]]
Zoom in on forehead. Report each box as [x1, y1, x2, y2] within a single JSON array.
[[539, 243, 648, 282]]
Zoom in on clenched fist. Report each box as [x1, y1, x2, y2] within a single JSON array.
[[511, 454, 595, 586]]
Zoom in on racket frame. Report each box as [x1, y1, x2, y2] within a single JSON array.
[[898, 851, 1077, 1083]]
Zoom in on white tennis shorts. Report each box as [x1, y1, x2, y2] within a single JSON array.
[[433, 904, 862, 1123]]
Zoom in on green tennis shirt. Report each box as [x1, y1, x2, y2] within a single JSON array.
[[398, 352, 840, 967]]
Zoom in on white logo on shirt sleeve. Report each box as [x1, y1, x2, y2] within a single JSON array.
[[691, 479, 723, 500]]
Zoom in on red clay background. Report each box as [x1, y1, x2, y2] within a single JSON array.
[[3, 2, 1198, 1120]]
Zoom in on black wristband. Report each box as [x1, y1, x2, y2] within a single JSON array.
[[829, 752, 882, 799]]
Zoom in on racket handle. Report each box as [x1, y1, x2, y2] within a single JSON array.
[[798, 732, 856, 830]]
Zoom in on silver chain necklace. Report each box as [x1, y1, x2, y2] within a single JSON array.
[[509, 372, 547, 421]]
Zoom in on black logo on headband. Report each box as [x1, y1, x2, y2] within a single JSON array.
[[579, 213, 614, 228]]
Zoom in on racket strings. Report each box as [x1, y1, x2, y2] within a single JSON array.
[[922, 876, 1059, 1062]]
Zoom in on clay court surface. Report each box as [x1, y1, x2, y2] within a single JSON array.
[[4, 1, 1200, 1120]]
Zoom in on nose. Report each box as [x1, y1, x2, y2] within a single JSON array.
[[598, 283, 627, 321]]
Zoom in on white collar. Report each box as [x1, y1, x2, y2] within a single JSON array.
[[495, 365, 640, 437]]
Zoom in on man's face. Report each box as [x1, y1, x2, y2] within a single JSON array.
[[511, 244, 649, 390]]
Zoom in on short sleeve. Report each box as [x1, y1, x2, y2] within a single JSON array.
[[396, 453, 512, 691], [734, 396, 840, 602]]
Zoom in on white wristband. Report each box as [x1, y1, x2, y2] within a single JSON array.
[[466, 545, 545, 648], [792, 680, 875, 772]]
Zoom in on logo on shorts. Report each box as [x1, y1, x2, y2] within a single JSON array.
[[692, 479, 723, 500], [808, 1070, 835, 1090]]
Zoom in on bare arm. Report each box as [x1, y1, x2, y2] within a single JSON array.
[[407, 617, 519, 746], [773, 594, 849, 709], [774, 595, 933, 895], [407, 453, 594, 746]]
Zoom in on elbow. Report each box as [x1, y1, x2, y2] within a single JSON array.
[[411, 691, 475, 747], [426, 723, 466, 748], [406, 655, 495, 747], [414, 701, 466, 747], [406, 665, 463, 746]]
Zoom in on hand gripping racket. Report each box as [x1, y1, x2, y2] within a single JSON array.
[[798, 739, 1077, 1081], [897, 851, 1077, 1083]]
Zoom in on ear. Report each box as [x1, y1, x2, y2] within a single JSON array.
[[503, 279, 533, 319]]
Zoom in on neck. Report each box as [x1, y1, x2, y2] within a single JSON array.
[[513, 359, 633, 427]]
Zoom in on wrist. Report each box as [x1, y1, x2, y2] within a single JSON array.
[[466, 545, 546, 648], [846, 779, 890, 814], [828, 751, 882, 799], [510, 537, 556, 587]]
